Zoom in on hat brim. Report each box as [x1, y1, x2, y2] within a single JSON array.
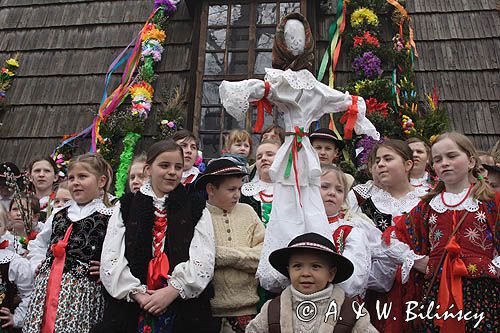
[[269, 246, 354, 284], [309, 135, 345, 150], [194, 171, 248, 191], [484, 164, 500, 174]]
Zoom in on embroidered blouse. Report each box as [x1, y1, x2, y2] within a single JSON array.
[[100, 182, 215, 301]]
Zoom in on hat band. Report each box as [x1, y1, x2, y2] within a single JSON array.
[[207, 166, 243, 176], [290, 242, 334, 253], [311, 133, 337, 141]]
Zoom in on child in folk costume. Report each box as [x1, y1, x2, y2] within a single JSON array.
[[171, 130, 201, 187], [246, 233, 377, 333], [196, 158, 264, 332], [23, 153, 115, 333], [53, 181, 72, 209], [128, 154, 147, 194], [407, 137, 434, 191], [0, 205, 33, 332], [99, 140, 215, 333], [310, 128, 344, 166], [219, 12, 379, 292], [28, 157, 59, 220], [387, 132, 500, 332]]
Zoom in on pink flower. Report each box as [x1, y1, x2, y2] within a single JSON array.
[[167, 121, 175, 128]]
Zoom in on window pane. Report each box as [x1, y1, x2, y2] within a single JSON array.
[[202, 81, 221, 105], [231, 4, 250, 26], [228, 52, 247, 74], [227, 27, 249, 49], [224, 111, 245, 129], [204, 53, 224, 75], [206, 29, 226, 51], [200, 133, 222, 158], [256, 28, 275, 49], [208, 5, 228, 26], [280, 2, 301, 17], [249, 105, 275, 134], [257, 3, 277, 24], [254, 52, 272, 74], [200, 107, 222, 130]]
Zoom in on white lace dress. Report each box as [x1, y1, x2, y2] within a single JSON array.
[[220, 68, 379, 292]]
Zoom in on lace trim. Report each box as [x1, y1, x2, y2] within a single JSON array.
[[0, 249, 15, 264], [353, 180, 379, 199], [410, 172, 429, 187], [370, 187, 423, 215], [492, 256, 500, 269], [401, 252, 426, 284], [96, 200, 115, 216], [219, 80, 252, 122], [140, 181, 166, 210], [264, 68, 316, 90], [241, 180, 273, 197], [126, 284, 147, 302], [169, 278, 186, 299], [429, 188, 479, 213]]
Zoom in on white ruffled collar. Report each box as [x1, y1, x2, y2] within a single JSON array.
[[370, 187, 424, 216], [429, 187, 479, 213], [67, 197, 115, 216], [140, 181, 167, 210], [353, 180, 382, 199], [241, 180, 273, 197], [410, 172, 432, 189], [265, 68, 316, 91]]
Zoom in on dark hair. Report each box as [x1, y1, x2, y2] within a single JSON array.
[[407, 137, 431, 158], [9, 194, 40, 215], [207, 175, 243, 189], [68, 153, 114, 207], [146, 140, 184, 166], [261, 125, 285, 144], [373, 140, 413, 163], [28, 156, 58, 175], [171, 130, 199, 149]]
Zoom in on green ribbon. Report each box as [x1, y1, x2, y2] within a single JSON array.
[[261, 202, 272, 227], [284, 127, 305, 179], [317, 0, 344, 82], [114, 132, 142, 197]]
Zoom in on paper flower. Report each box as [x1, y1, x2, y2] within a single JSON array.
[[353, 32, 380, 48], [352, 52, 382, 79], [6, 58, 19, 68], [402, 115, 416, 135], [141, 24, 166, 43], [366, 98, 388, 116], [351, 8, 379, 28], [130, 82, 154, 100], [141, 39, 164, 62], [154, 0, 178, 15], [1, 68, 14, 76], [392, 34, 405, 52]]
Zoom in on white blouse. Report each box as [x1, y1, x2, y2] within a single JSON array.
[[100, 182, 215, 301], [182, 166, 200, 184]]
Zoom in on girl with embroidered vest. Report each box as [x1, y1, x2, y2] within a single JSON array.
[[350, 140, 426, 232], [28, 157, 59, 220], [387, 132, 500, 332], [171, 130, 201, 187], [407, 137, 434, 191], [241, 139, 281, 227], [99, 140, 216, 333], [246, 232, 377, 333], [23, 153, 114, 333], [0, 204, 33, 332], [128, 153, 147, 194]]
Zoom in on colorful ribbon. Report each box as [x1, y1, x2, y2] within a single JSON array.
[[251, 81, 273, 133], [147, 209, 169, 290], [339, 96, 359, 139], [0, 240, 8, 249], [386, 0, 418, 57], [41, 223, 73, 333], [284, 127, 307, 207]]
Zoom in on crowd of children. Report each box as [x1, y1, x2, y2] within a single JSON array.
[[0, 126, 498, 333]]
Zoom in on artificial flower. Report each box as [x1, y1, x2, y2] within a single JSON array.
[[6, 58, 19, 68], [392, 34, 405, 52], [130, 82, 154, 100], [167, 121, 175, 128], [352, 52, 382, 79], [366, 98, 388, 116], [353, 32, 380, 48], [141, 39, 164, 62], [154, 0, 178, 15], [161, 119, 169, 125], [351, 8, 379, 28], [141, 24, 166, 43], [1, 68, 14, 76]]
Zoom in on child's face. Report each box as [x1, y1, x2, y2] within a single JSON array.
[[207, 176, 243, 212], [375, 147, 413, 188], [128, 162, 146, 194], [9, 199, 39, 234], [176, 138, 198, 171], [261, 130, 280, 143], [256, 143, 278, 178], [312, 139, 339, 164], [30, 160, 57, 193], [68, 165, 106, 205], [54, 188, 72, 208], [320, 172, 346, 216], [229, 140, 251, 157], [145, 151, 183, 197], [288, 251, 336, 295], [408, 142, 429, 175], [432, 138, 474, 189]]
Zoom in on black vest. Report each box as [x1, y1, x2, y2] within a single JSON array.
[[354, 191, 393, 232]]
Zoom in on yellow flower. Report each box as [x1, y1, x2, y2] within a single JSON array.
[[351, 8, 379, 28], [6, 58, 19, 68], [429, 135, 438, 145], [130, 82, 154, 100], [466, 264, 478, 274], [141, 24, 166, 43]]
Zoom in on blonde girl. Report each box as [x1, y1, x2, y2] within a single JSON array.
[[128, 153, 147, 194], [24, 153, 115, 333], [225, 129, 253, 158]]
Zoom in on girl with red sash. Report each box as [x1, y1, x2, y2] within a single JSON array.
[[99, 140, 216, 333], [387, 132, 500, 332], [24, 153, 115, 333]]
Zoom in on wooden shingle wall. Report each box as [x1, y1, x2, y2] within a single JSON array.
[[0, 0, 194, 168]]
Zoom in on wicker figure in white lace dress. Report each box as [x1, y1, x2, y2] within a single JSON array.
[[219, 13, 379, 292]]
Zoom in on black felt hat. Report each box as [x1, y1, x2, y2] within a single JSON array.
[[310, 128, 345, 150], [269, 232, 354, 284], [484, 163, 500, 174], [195, 157, 248, 190]]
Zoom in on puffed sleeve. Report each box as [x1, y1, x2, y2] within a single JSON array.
[[219, 79, 268, 122], [168, 207, 215, 299], [9, 256, 34, 328], [337, 227, 371, 298], [245, 299, 270, 333], [100, 201, 145, 300], [26, 212, 56, 273]]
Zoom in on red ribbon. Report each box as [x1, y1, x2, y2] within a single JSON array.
[[146, 211, 169, 290], [0, 240, 9, 249], [435, 211, 467, 332], [340, 95, 359, 139], [284, 127, 307, 207], [251, 81, 273, 133], [41, 223, 73, 333]]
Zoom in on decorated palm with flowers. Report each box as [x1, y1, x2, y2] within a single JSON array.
[[156, 87, 186, 140], [0, 57, 20, 112]]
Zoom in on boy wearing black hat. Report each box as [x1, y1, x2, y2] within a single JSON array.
[[310, 128, 345, 165], [196, 158, 265, 332], [246, 233, 377, 333]]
